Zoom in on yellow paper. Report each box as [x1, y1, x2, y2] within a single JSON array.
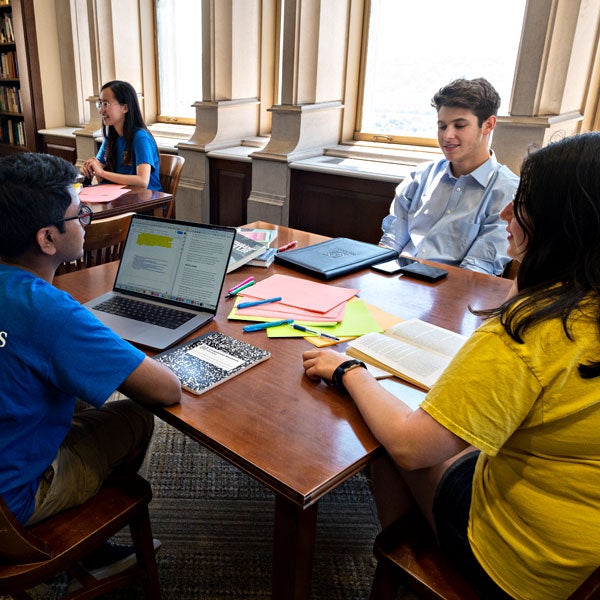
[[266, 298, 383, 338]]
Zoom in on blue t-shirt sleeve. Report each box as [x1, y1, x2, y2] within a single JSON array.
[[96, 139, 107, 163], [46, 293, 145, 407], [131, 130, 162, 191]]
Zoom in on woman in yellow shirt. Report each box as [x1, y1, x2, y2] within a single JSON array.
[[302, 132, 600, 599]]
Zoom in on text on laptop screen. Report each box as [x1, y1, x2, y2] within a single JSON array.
[[115, 218, 232, 311]]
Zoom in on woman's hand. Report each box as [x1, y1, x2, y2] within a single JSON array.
[[80, 158, 105, 180], [302, 349, 348, 382]]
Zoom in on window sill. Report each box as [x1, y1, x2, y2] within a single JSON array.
[[148, 122, 195, 153], [289, 142, 442, 182]]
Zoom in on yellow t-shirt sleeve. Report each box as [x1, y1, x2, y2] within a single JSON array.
[[421, 326, 542, 455]]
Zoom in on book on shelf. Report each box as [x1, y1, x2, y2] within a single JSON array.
[[274, 237, 398, 280], [155, 331, 270, 395], [346, 318, 468, 391], [227, 231, 268, 273], [237, 227, 277, 247], [247, 247, 277, 268]]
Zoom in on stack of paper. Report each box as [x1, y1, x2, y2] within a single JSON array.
[[227, 274, 388, 346]]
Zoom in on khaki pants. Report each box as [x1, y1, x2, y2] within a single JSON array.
[[26, 399, 154, 525]]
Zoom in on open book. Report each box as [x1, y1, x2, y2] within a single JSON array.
[[155, 331, 270, 395], [346, 318, 468, 391]]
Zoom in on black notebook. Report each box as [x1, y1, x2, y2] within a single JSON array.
[[274, 238, 398, 280], [155, 331, 270, 395]]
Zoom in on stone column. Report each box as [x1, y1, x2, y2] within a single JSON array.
[[177, 0, 265, 222], [248, 0, 351, 224], [493, 0, 599, 174]]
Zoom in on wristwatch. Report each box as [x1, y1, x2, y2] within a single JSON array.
[[332, 359, 367, 393]]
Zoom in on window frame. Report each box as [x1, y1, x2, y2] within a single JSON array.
[[352, 0, 525, 149], [153, 0, 201, 125]]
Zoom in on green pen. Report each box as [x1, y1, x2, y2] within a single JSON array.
[[225, 280, 256, 298]]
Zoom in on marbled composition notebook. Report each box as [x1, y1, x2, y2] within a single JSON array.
[[155, 331, 270, 395]]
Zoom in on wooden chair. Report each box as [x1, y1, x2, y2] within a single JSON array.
[[158, 153, 185, 219], [0, 472, 161, 599], [370, 509, 600, 600], [57, 211, 135, 275]]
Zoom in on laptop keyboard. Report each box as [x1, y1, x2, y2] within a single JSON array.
[[94, 296, 196, 330]]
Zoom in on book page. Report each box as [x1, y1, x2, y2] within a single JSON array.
[[348, 332, 450, 390], [385, 319, 467, 358]]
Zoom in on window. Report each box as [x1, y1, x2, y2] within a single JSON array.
[[357, 0, 527, 145], [155, 0, 202, 122]]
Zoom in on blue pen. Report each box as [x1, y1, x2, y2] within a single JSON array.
[[292, 323, 341, 341], [237, 296, 282, 309], [243, 319, 294, 332]]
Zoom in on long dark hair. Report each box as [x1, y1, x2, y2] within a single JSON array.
[[476, 132, 600, 378], [100, 80, 155, 171]]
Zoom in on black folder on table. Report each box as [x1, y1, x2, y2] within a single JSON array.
[[273, 237, 398, 280]]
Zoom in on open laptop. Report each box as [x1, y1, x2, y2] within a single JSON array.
[[84, 214, 236, 350]]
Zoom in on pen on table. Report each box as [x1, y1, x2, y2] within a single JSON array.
[[292, 323, 341, 341], [277, 240, 297, 253], [237, 296, 282, 309], [243, 319, 294, 332], [227, 276, 254, 294], [225, 280, 256, 298]]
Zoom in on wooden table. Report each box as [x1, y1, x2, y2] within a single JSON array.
[[84, 186, 173, 219], [53, 221, 512, 599]]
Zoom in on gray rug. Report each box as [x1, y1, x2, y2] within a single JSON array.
[[12, 414, 419, 599], [108, 417, 419, 599]]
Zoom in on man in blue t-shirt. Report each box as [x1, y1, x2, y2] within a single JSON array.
[[0, 153, 181, 576]]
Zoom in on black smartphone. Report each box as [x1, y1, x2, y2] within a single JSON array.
[[371, 257, 448, 282], [400, 261, 448, 282], [371, 257, 417, 274]]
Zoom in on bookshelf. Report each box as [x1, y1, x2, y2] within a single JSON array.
[[0, 0, 42, 154]]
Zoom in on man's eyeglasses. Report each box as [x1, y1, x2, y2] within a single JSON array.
[[95, 100, 121, 111], [53, 205, 93, 227]]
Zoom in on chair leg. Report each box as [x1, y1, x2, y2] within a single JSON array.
[[370, 560, 400, 600], [129, 505, 162, 600]]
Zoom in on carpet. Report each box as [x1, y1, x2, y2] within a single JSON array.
[[105, 417, 420, 599]]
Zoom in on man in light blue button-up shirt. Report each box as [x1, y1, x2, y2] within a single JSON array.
[[380, 78, 519, 275]]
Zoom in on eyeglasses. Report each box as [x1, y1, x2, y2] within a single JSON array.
[[53, 205, 93, 227], [95, 100, 121, 111]]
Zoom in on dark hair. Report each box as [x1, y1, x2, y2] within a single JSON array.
[[0, 153, 78, 258], [476, 132, 600, 378], [432, 78, 501, 126], [100, 80, 155, 171]]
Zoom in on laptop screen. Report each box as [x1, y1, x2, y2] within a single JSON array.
[[113, 215, 235, 311]]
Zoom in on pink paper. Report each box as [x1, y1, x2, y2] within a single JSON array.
[[235, 300, 346, 322], [239, 274, 357, 313], [79, 184, 130, 203]]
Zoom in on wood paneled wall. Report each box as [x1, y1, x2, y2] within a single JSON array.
[[289, 170, 396, 244]]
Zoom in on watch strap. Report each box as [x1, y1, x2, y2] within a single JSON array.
[[332, 359, 367, 393]]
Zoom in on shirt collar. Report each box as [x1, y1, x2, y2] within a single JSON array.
[[444, 150, 499, 187]]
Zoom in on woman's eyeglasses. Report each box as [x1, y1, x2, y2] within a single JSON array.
[[53, 205, 93, 227], [95, 100, 121, 111]]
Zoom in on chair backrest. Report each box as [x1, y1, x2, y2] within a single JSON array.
[[159, 153, 185, 219], [371, 509, 600, 600], [0, 473, 160, 599], [0, 495, 50, 564], [56, 211, 135, 275]]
